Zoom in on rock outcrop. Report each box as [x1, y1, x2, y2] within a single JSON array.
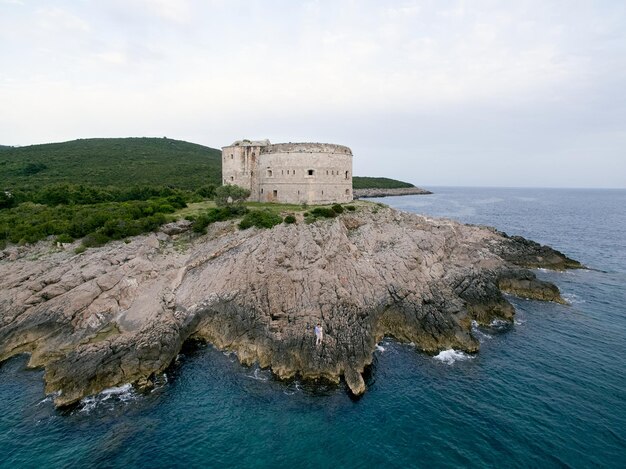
[[0, 204, 581, 406]]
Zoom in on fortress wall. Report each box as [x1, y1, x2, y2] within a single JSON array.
[[258, 149, 352, 204], [221, 144, 263, 199]]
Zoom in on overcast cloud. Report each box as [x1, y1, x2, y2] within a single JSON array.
[[1, 0, 625, 188]]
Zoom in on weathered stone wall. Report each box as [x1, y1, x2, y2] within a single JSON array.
[[221, 140, 353, 205], [221, 140, 268, 199], [258, 144, 352, 204]]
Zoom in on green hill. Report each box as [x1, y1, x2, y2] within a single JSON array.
[[0, 137, 222, 190], [352, 176, 414, 189]]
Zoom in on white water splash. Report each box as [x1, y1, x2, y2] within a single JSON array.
[[562, 293, 585, 304], [471, 320, 493, 342], [376, 344, 386, 352], [283, 381, 302, 396], [433, 349, 474, 365], [37, 391, 61, 407], [246, 366, 271, 382], [490, 319, 511, 329], [78, 383, 136, 413]]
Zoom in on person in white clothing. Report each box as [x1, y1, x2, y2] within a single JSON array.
[[314, 323, 323, 346]]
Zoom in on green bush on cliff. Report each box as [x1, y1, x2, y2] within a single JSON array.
[[309, 207, 337, 219], [192, 206, 248, 234], [283, 214, 296, 224], [238, 210, 282, 230], [331, 204, 344, 214]]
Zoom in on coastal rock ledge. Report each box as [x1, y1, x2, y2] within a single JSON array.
[[0, 205, 581, 406]]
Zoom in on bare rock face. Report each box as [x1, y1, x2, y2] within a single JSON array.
[[0, 205, 580, 405]]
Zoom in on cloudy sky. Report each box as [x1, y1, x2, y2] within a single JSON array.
[[1, 0, 625, 188]]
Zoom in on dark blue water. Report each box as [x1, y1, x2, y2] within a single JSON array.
[[2, 187, 625, 468]]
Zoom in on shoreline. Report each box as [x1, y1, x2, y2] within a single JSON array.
[[353, 187, 432, 198]]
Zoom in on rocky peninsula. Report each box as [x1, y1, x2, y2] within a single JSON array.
[[353, 187, 432, 198], [0, 203, 581, 406]]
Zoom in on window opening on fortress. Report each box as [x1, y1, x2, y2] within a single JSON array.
[[326, 170, 329, 175], [261, 189, 264, 194], [345, 171, 349, 179], [308, 169, 315, 176], [267, 169, 273, 177], [230, 154, 233, 159], [273, 190, 278, 198], [345, 189, 349, 195], [230, 176, 234, 181], [287, 170, 290, 175]]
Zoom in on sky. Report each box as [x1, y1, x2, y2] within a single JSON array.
[[1, 0, 625, 188]]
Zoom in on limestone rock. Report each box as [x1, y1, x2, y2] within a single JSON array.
[[0, 205, 580, 406]]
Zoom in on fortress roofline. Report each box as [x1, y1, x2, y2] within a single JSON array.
[[228, 139, 271, 147]]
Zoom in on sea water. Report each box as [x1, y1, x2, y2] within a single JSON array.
[[1, 187, 625, 468]]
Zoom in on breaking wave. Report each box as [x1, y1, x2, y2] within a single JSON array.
[[433, 349, 475, 365], [78, 383, 137, 413]]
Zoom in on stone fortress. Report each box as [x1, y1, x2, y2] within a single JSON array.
[[222, 139, 353, 205]]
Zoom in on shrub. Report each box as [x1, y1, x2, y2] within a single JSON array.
[[0, 191, 15, 209], [214, 184, 250, 207], [310, 207, 336, 218], [74, 245, 86, 254], [196, 184, 216, 199], [238, 210, 282, 230], [55, 234, 74, 244], [345, 205, 356, 211], [331, 204, 344, 214], [82, 231, 110, 248], [198, 186, 215, 198], [284, 214, 296, 224], [192, 206, 248, 234]]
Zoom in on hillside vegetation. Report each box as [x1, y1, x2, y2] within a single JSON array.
[[352, 176, 414, 189], [0, 137, 221, 189]]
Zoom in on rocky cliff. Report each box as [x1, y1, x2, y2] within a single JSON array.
[[0, 204, 581, 406]]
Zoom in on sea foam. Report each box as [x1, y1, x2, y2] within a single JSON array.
[[78, 383, 136, 413], [433, 349, 474, 365]]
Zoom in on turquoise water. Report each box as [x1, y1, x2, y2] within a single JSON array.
[[2, 187, 625, 468]]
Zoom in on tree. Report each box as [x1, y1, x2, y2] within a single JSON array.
[[214, 184, 250, 207], [0, 191, 15, 209]]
